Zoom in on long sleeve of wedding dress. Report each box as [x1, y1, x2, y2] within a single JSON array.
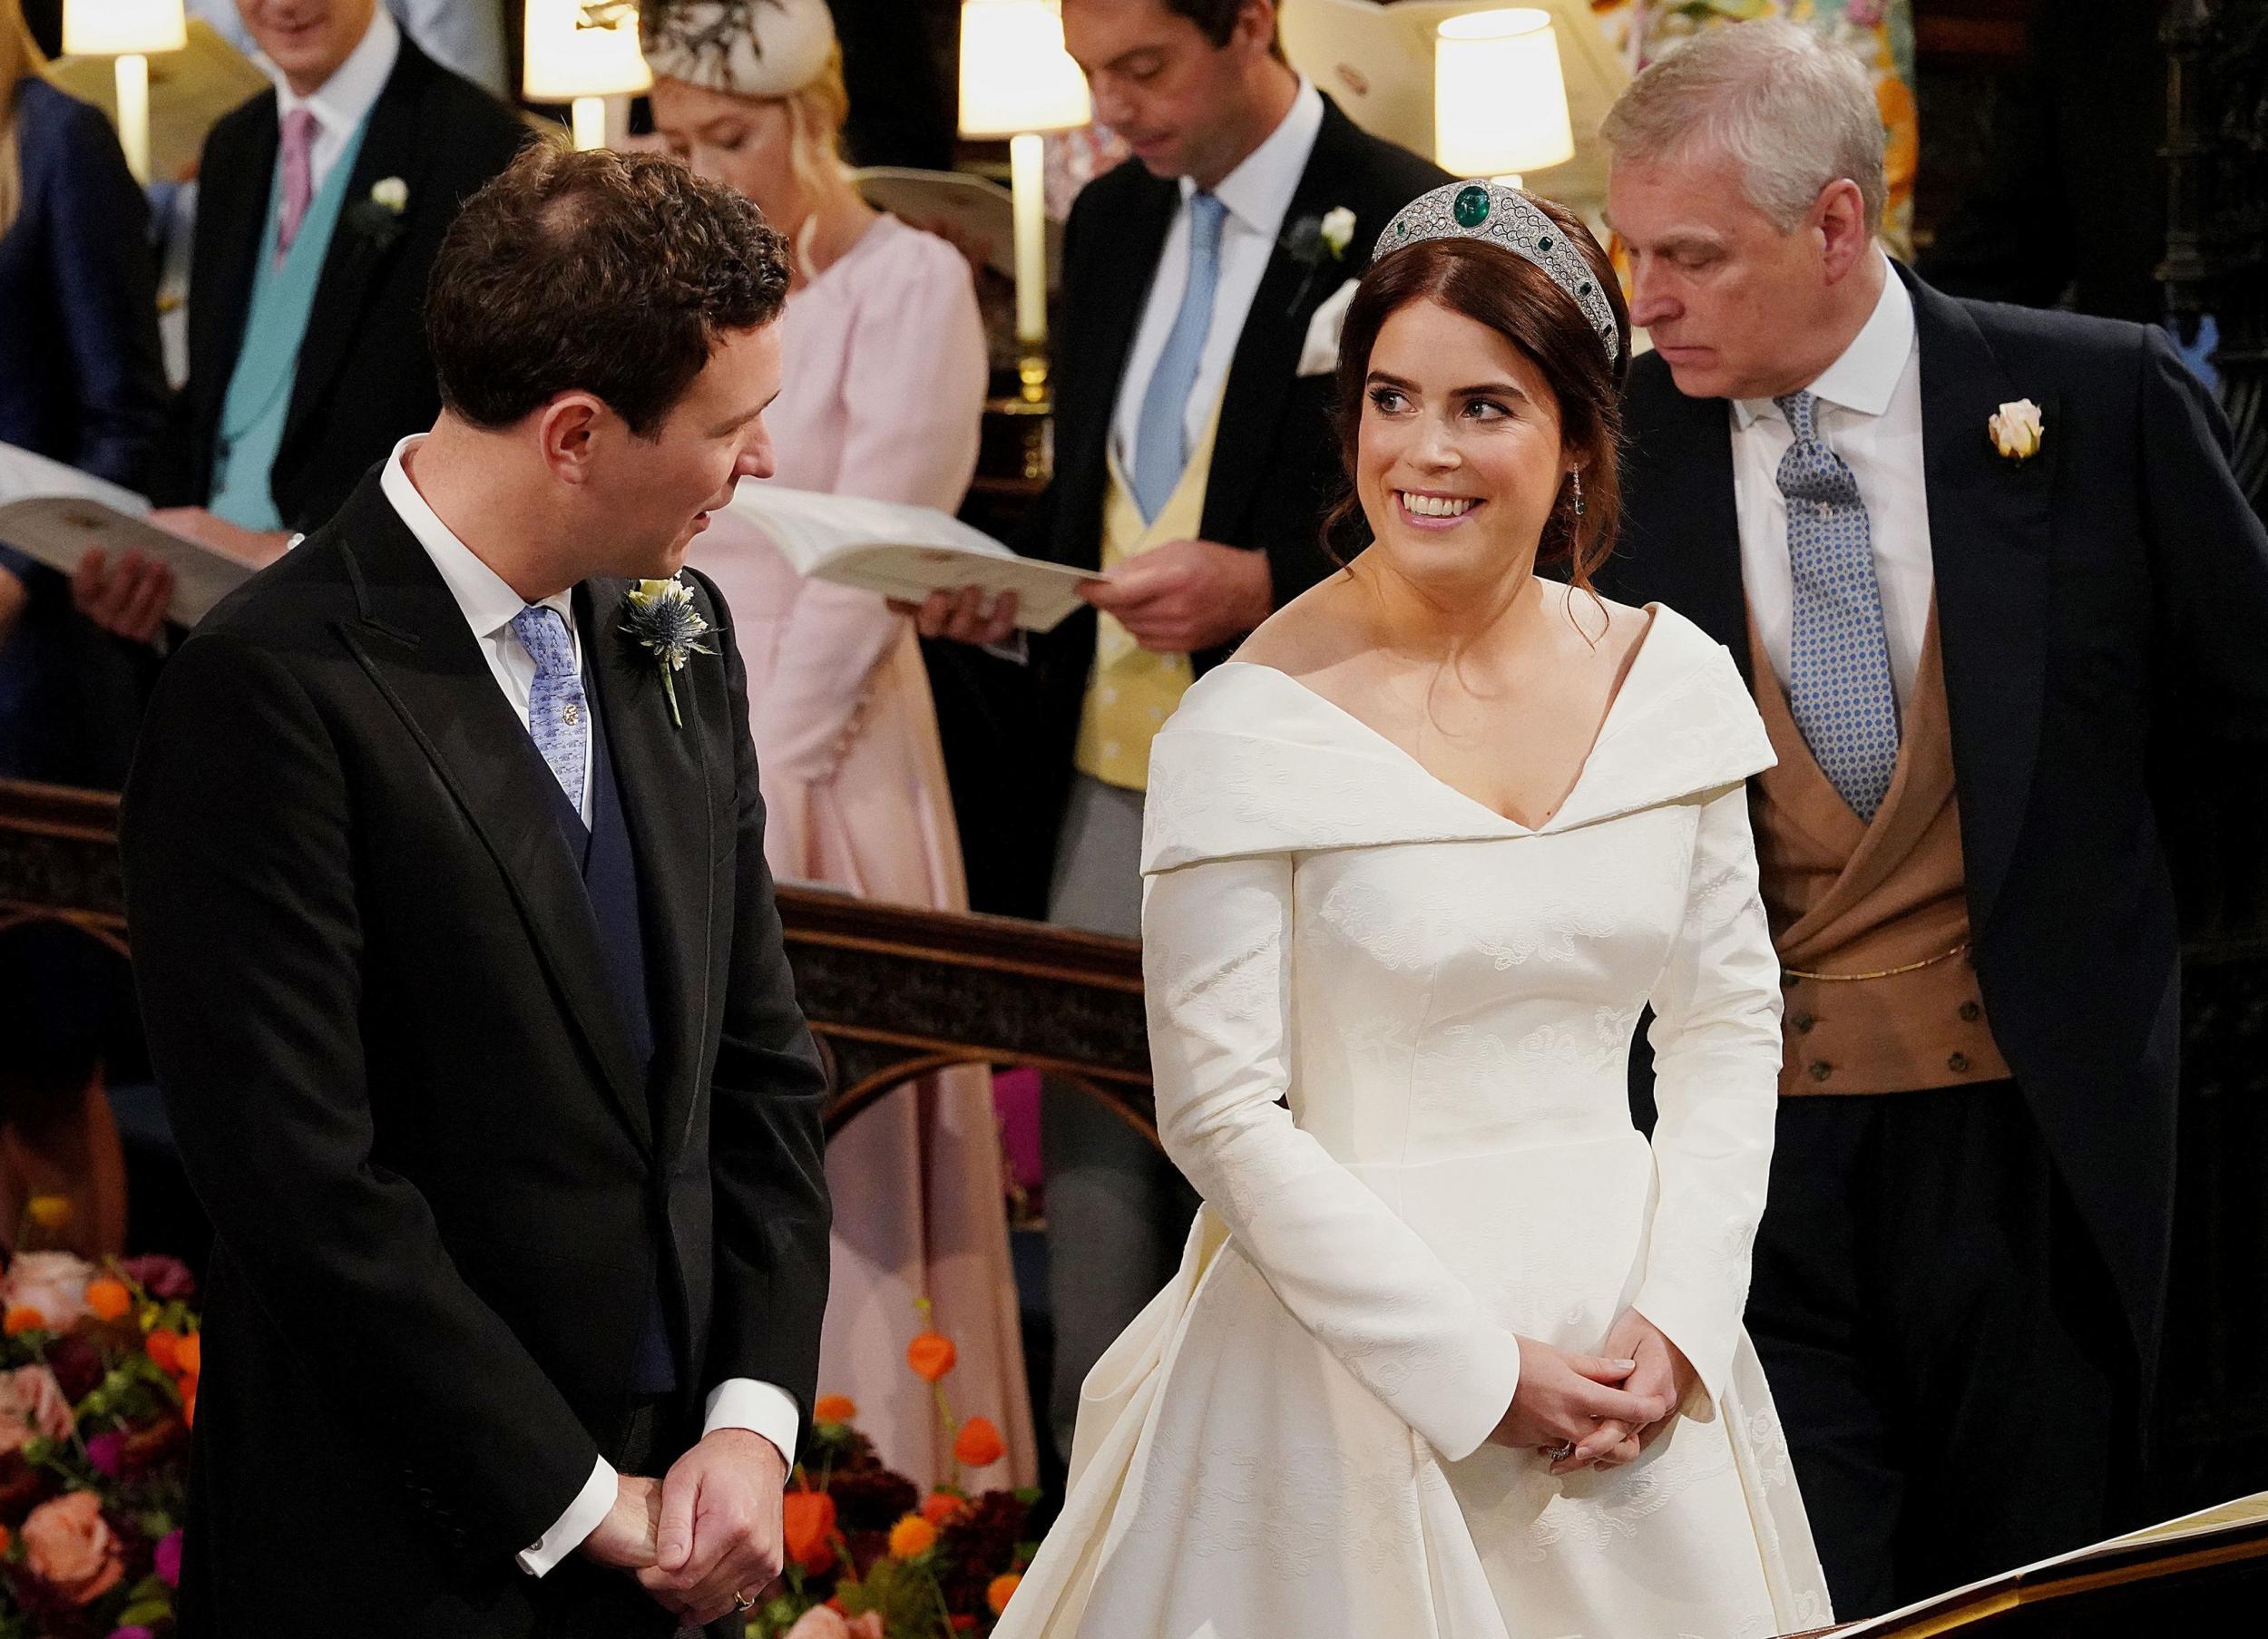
[[1143, 852, 1527, 1462], [1632, 782, 1784, 1401]]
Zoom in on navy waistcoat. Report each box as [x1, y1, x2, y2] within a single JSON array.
[[535, 668, 678, 1396]]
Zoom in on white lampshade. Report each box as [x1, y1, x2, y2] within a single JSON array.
[[1434, 9, 1575, 180], [63, 0, 187, 56], [958, 0, 1090, 139], [523, 0, 653, 102]]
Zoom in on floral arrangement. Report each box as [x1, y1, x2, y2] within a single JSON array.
[[0, 1205, 198, 1639], [748, 1304, 1041, 1639]]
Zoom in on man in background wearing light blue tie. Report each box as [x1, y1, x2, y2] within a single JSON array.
[[1598, 21, 2268, 1618], [912, 0, 1443, 1463]]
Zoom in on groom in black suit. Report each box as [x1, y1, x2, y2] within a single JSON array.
[[915, 0, 1444, 1457], [122, 145, 828, 1638], [1598, 22, 2268, 1617]]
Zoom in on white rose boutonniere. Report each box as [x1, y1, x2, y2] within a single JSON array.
[[370, 176, 409, 214], [1319, 206, 1357, 259], [1987, 397, 2044, 461]]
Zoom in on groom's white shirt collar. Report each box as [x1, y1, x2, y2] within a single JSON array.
[[382, 435, 575, 639]]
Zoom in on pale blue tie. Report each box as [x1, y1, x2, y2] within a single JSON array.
[[509, 605, 589, 814], [1775, 390, 1900, 820], [1131, 191, 1229, 522]]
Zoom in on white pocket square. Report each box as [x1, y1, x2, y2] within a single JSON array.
[[1296, 278, 1360, 378]]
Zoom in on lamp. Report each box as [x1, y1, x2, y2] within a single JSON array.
[[523, 0, 653, 151], [1433, 8, 1573, 188], [64, 0, 187, 186], [958, 0, 1091, 405]]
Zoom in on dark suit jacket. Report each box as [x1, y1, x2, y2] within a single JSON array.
[[121, 472, 832, 1634], [0, 79, 166, 785], [149, 34, 527, 528], [1016, 96, 1445, 832], [1602, 264, 2268, 1374]]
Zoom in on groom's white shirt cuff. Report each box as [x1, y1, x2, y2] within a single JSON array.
[[515, 1379, 801, 1576]]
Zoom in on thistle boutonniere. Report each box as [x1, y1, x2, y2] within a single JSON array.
[[344, 176, 409, 251], [1987, 397, 2044, 461], [621, 575, 713, 727]]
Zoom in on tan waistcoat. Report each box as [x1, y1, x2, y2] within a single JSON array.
[[1071, 389, 1228, 792], [1747, 608, 2012, 1096]]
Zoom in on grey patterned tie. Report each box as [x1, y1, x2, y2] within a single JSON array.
[[509, 605, 589, 812], [1774, 390, 1900, 820]]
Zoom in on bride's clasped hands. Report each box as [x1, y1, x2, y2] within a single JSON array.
[[1491, 1309, 1703, 1476]]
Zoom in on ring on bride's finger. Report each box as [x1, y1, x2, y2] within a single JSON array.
[[1548, 1440, 1577, 1461], [733, 1590, 756, 1612]]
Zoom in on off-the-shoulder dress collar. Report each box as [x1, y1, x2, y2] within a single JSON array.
[[1141, 604, 1775, 873]]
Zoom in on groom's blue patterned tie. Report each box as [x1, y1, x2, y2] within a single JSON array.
[[509, 605, 589, 813], [1775, 390, 1900, 821]]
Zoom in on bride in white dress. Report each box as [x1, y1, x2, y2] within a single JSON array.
[[995, 183, 1831, 1639]]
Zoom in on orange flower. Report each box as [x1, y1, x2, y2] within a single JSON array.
[[886, 1513, 937, 1558], [145, 1328, 181, 1372], [987, 1572, 1022, 1615], [2, 1308, 44, 1337], [24, 1196, 71, 1232], [175, 1332, 202, 1376], [919, 1489, 969, 1527], [83, 1279, 132, 1322], [181, 1380, 197, 1428], [952, 1416, 1005, 1469], [904, 1332, 956, 1383], [781, 1488, 837, 1575], [812, 1393, 857, 1424]]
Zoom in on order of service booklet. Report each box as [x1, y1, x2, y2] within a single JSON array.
[[0, 444, 255, 627], [724, 483, 1100, 632]]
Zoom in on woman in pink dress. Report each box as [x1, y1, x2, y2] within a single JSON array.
[[643, 0, 1033, 1490]]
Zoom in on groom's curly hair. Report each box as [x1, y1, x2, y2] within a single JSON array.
[[425, 140, 789, 438]]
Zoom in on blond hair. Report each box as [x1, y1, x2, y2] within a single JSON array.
[[779, 45, 850, 213], [1600, 19, 1886, 236], [0, 0, 49, 238]]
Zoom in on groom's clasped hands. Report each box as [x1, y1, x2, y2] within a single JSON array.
[[1490, 1309, 1701, 1477], [579, 1429, 789, 1626]]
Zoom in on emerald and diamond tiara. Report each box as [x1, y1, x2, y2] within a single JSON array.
[[1374, 180, 1620, 362]]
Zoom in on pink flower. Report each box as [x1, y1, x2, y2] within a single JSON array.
[[0, 1253, 96, 1331], [155, 1527, 183, 1588], [1846, 0, 1886, 26], [85, 1431, 125, 1478], [108, 1628, 154, 1639], [119, 1255, 197, 1302], [20, 1490, 124, 1605], [0, 1365, 76, 1454]]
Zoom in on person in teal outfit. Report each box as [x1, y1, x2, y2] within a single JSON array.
[[74, 0, 523, 646]]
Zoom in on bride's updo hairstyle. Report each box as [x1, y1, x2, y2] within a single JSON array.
[[1326, 190, 1631, 593]]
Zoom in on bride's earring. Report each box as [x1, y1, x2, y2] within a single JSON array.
[[1569, 470, 1585, 518]]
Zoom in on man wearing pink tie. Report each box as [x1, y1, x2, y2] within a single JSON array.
[[75, 0, 524, 640]]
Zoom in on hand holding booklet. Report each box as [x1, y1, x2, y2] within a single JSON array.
[[0, 443, 257, 627], [723, 482, 1102, 632]]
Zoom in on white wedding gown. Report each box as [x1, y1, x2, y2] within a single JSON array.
[[997, 607, 1833, 1639]]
